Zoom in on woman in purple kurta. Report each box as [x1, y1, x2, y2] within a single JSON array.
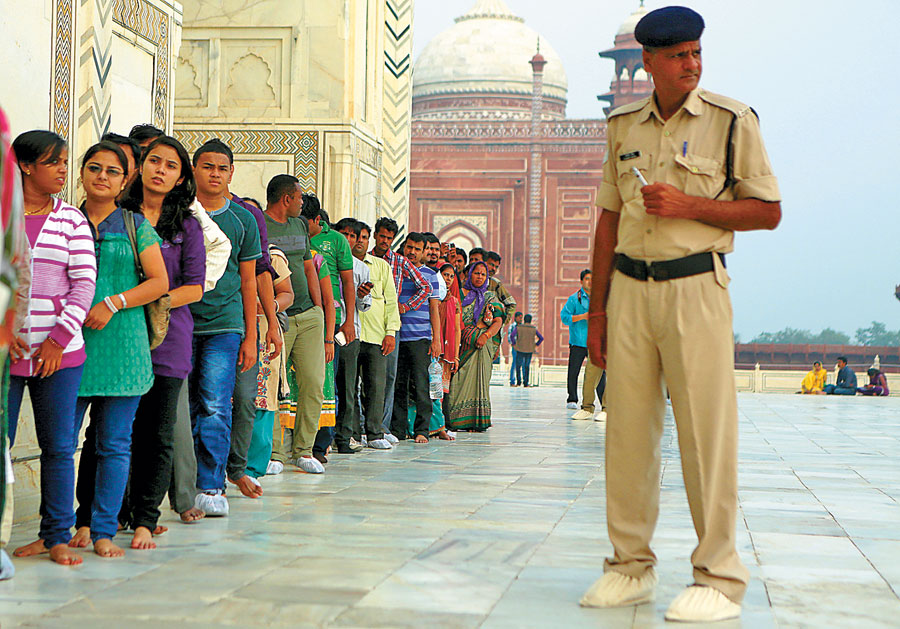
[[858, 368, 890, 397], [116, 136, 206, 549]]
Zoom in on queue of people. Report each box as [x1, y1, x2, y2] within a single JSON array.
[[1, 124, 518, 568]]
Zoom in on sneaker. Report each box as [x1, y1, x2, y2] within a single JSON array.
[[383, 433, 400, 446], [571, 409, 593, 420], [293, 456, 325, 474], [368, 438, 393, 450], [266, 460, 284, 475], [566, 402, 579, 410], [348, 437, 364, 451], [194, 492, 229, 517], [594, 410, 608, 422], [664, 585, 740, 623], [580, 568, 657, 608]]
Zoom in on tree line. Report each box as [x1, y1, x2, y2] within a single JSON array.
[[736, 322, 900, 346]]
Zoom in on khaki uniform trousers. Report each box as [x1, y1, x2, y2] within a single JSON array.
[[582, 361, 605, 413], [272, 306, 325, 461], [604, 267, 748, 603]]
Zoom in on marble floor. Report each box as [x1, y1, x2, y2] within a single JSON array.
[[2, 388, 900, 628]]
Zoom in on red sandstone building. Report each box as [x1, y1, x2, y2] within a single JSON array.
[[408, 0, 652, 365]]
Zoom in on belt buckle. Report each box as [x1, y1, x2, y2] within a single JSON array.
[[647, 262, 668, 281]]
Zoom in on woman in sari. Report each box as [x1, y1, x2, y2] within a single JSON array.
[[447, 261, 503, 432]]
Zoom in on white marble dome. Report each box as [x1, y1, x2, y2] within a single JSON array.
[[412, 0, 568, 101], [616, 3, 650, 37]]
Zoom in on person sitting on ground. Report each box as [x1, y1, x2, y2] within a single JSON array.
[[798, 361, 827, 394], [823, 356, 857, 395], [858, 368, 889, 396]]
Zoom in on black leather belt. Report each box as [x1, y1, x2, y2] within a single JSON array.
[[616, 252, 725, 282]]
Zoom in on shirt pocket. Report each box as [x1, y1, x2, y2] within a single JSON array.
[[616, 152, 651, 205], [674, 153, 723, 198]]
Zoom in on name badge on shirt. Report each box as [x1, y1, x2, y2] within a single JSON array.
[[619, 151, 641, 161]]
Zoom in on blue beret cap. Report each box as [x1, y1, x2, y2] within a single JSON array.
[[634, 6, 704, 48]]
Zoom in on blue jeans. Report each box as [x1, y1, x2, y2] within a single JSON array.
[[516, 351, 533, 385], [8, 365, 83, 547], [823, 384, 856, 395], [509, 349, 518, 384], [189, 333, 241, 491], [74, 394, 142, 542]]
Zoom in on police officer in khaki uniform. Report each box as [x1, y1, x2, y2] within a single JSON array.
[[580, 7, 781, 623]]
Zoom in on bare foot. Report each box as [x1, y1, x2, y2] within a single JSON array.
[[68, 527, 91, 548], [48, 544, 83, 566], [131, 527, 157, 550], [14, 538, 49, 557], [230, 475, 264, 499], [436, 429, 455, 441], [93, 538, 125, 558], [179, 507, 205, 523], [414, 435, 428, 444], [152, 525, 168, 536]]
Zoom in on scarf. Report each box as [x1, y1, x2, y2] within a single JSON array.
[[461, 261, 490, 322]]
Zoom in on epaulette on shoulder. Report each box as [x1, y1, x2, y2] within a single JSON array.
[[607, 96, 651, 119], [698, 90, 755, 118]]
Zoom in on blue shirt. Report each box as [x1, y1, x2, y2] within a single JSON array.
[[398, 265, 440, 342], [190, 200, 262, 336], [836, 365, 858, 389], [560, 288, 590, 348]]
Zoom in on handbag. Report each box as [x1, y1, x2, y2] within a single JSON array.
[[123, 209, 171, 350]]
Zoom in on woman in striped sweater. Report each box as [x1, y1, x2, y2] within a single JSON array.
[[8, 130, 96, 566]]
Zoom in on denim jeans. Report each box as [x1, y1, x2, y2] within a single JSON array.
[[823, 384, 856, 395], [189, 333, 241, 491], [8, 365, 83, 547], [74, 395, 142, 542], [516, 352, 533, 386], [509, 348, 518, 384], [391, 339, 432, 439]]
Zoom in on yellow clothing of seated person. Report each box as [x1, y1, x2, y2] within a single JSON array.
[[801, 368, 827, 393]]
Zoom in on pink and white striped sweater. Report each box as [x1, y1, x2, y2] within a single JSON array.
[[11, 199, 96, 377]]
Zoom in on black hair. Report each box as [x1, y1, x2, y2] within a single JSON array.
[[102, 132, 141, 166], [456, 250, 468, 263], [374, 217, 399, 236], [121, 135, 196, 242], [439, 263, 456, 276], [524, 314, 533, 323], [867, 368, 880, 377], [515, 311, 523, 318], [485, 251, 501, 263], [128, 124, 164, 144], [300, 192, 321, 221], [242, 197, 262, 210], [423, 232, 440, 245], [813, 361, 822, 366], [837, 356, 848, 364], [319, 209, 331, 226], [192, 138, 234, 166], [358, 221, 371, 235], [81, 140, 129, 176], [406, 232, 426, 245], [12, 130, 67, 173], [335, 217, 362, 236], [266, 174, 300, 205], [580, 268, 592, 281], [469, 247, 485, 259]]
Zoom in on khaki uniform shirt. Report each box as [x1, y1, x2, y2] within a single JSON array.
[[488, 276, 517, 323], [596, 88, 781, 262]]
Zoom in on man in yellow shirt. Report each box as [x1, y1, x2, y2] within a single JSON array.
[[799, 361, 827, 394]]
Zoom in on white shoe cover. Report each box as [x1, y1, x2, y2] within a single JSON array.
[[383, 433, 399, 445], [195, 492, 229, 517], [580, 568, 657, 608], [0, 549, 14, 580], [247, 475, 262, 488], [368, 438, 393, 450], [360, 435, 368, 446], [294, 456, 325, 474], [571, 409, 593, 420], [594, 410, 608, 422], [664, 585, 740, 623], [566, 402, 579, 410], [265, 460, 284, 475]]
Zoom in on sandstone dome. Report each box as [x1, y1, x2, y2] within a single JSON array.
[[412, 0, 568, 103]]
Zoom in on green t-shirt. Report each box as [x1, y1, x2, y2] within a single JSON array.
[[264, 213, 315, 316], [310, 221, 353, 319], [190, 200, 262, 336]]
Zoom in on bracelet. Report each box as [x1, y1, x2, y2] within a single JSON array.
[[47, 337, 64, 350], [103, 296, 119, 314], [324, 340, 334, 345], [117, 293, 127, 309]]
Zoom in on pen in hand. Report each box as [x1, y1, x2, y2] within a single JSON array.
[[631, 167, 649, 187]]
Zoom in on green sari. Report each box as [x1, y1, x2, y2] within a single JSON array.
[[447, 291, 503, 431]]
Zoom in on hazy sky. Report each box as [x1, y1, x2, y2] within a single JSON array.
[[412, 0, 900, 340]]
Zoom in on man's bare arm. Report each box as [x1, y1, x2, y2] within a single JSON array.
[[642, 183, 781, 231]]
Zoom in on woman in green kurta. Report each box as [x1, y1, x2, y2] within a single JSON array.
[[68, 141, 168, 558], [447, 262, 504, 432]]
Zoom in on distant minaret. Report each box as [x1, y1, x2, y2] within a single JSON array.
[[598, 1, 654, 115], [527, 41, 547, 318]]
